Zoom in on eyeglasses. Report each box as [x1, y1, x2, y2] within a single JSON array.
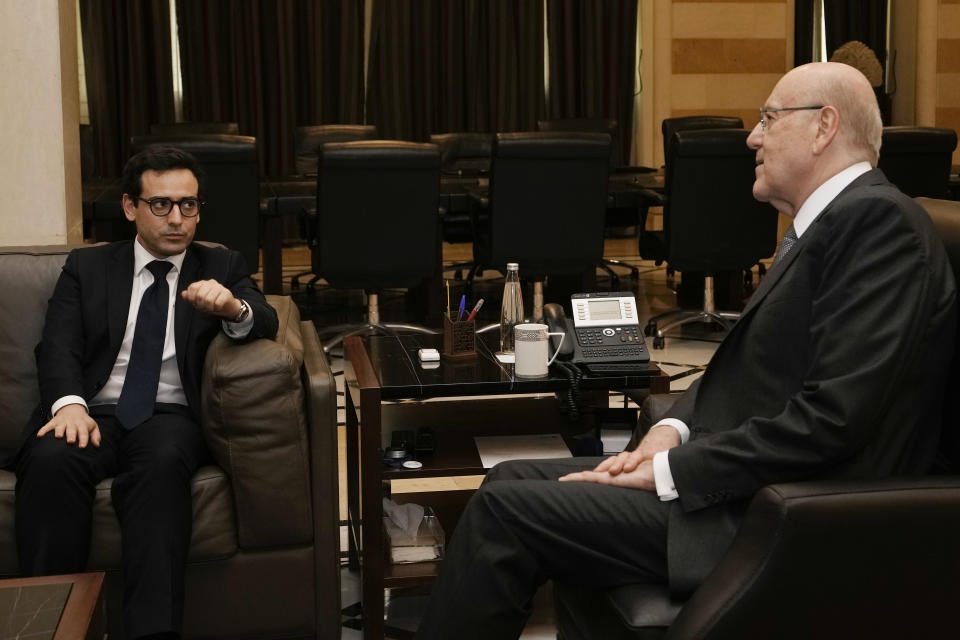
[[758, 106, 824, 132], [138, 196, 203, 217]]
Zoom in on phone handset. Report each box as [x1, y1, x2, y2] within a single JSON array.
[[543, 303, 574, 360]]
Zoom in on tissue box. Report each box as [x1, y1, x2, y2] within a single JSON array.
[[385, 507, 445, 564]]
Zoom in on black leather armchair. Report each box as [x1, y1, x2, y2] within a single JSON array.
[[538, 118, 623, 169], [554, 196, 960, 640], [470, 131, 610, 319], [310, 140, 442, 350], [878, 126, 958, 199], [644, 129, 778, 348], [641, 116, 744, 271], [130, 134, 261, 273]]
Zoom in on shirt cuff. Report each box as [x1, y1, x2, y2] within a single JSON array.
[[653, 451, 679, 501], [652, 418, 690, 444], [51, 395, 88, 418], [222, 300, 254, 339]]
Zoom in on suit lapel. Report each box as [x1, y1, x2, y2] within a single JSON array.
[[738, 168, 889, 321], [108, 242, 134, 355], [175, 246, 200, 374]]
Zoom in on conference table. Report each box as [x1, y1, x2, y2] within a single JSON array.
[[83, 168, 664, 295]]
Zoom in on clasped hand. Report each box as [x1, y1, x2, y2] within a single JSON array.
[[557, 425, 681, 491], [181, 279, 242, 320]]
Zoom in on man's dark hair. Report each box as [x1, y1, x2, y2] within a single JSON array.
[[121, 145, 206, 201]]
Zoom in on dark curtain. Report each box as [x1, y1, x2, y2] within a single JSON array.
[[366, 0, 545, 141], [176, 0, 364, 176], [79, 0, 174, 177], [794, 0, 815, 67], [545, 0, 637, 166], [823, 0, 889, 122]]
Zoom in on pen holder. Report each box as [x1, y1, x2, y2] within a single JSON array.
[[442, 316, 477, 360]]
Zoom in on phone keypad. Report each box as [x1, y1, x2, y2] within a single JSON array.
[[576, 325, 646, 360]]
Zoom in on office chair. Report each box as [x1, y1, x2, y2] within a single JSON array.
[[469, 131, 610, 321], [643, 129, 778, 348], [878, 126, 958, 199], [537, 118, 639, 285], [641, 116, 745, 286], [294, 124, 377, 176], [149, 122, 240, 136], [554, 197, 960, 640], [129, 134, 260, 273], [290, 125, 378, 290], [310, 140, 442, 351]]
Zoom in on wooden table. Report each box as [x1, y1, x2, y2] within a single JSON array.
[[0, 572, 105, 639]]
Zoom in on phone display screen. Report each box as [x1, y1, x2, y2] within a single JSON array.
[[588, 299, 622, 321]]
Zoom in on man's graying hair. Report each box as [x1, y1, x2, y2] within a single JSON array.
[[121, 145, 206, 201]]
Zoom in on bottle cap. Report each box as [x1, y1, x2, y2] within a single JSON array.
[[507, 262, 519, 271]]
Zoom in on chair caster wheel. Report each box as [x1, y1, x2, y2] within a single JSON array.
[[653, 336, 665, 349]]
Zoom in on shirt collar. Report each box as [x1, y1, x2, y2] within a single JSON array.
[[792, 161, 872, 239], [133, 237, 186, 276]]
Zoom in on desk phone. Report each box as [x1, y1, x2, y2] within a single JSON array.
[[545, 292, 650, 367]]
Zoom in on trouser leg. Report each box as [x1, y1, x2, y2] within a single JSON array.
[[14, 420, 120, 575], [109, 408, 207, 639], [415, 457, 670, 640]]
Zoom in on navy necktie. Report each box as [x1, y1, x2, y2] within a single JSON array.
[[115, 260, 173, 429], [774, 225, 798, 265]]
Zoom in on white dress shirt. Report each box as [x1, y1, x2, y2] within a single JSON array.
[[650, 161, 873, 501], [51, 237, 254, 417]]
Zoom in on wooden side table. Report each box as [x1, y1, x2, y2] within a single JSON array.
[[0, 572, 106, 640]]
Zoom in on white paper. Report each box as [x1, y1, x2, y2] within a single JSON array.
[[474, 434, 571, 469]]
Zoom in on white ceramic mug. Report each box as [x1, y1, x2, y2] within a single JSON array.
[[514, 323, 565, 377]]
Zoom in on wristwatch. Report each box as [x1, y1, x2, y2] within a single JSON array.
[[233, 300, 250, 323]]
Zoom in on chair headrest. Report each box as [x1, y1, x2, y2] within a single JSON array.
[[494, 131, 611, 160], [881, 127, 958, 154], [129, 134, 257, 163], [671, 128, 752, 157], [319, 140, 440, 170]]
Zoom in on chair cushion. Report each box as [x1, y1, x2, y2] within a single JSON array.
[[554, 581, 677, 640], [0, 465, 237, 575]]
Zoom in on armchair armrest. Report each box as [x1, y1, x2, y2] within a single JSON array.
[[201, 295, 314, 549], [667, 476, 960, 639]]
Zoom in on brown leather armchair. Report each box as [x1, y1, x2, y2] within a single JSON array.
[[555, 197, 960, 639], [0, 246, 340, 639]]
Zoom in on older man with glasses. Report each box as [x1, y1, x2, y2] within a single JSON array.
[[10, 146, 278, 639], [415, 62, 957, 639]]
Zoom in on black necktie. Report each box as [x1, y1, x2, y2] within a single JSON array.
[[115, 260, 173, 429], [774, 225, 798, 265]]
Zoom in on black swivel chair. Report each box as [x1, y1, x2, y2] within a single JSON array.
[[643, 129, 778, 348], [310, 141, 442, 351], [150, 122, 240, 136], [641, 116, 745, 278], [129, 134, 260, 273], [294, 124, 378, 176], [431, 132, 494, 177], [290, 125, 378, 290], [878, 126, 958, 199], [469, 132, 610, 321], [537, 118, 640, 284], [554, 196, 960, 639]]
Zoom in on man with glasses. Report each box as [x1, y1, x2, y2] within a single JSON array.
[[416, 62, 956, 638], [12, 146, 278, 639]]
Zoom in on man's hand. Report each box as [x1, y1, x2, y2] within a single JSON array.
[[36, 404, 100, 448], [181, 279, 242, 320], [591, 425, 682, 476], [558, 459, 656, 491]]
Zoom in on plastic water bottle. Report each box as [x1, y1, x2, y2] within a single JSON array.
[[499, 263, 524, 354]]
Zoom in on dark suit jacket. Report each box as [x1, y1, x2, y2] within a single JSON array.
[[19, 240, 278, 453], [662, 169, 957, 595]]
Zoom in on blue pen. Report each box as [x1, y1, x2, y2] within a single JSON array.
[[457, 294, 466, 320]]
